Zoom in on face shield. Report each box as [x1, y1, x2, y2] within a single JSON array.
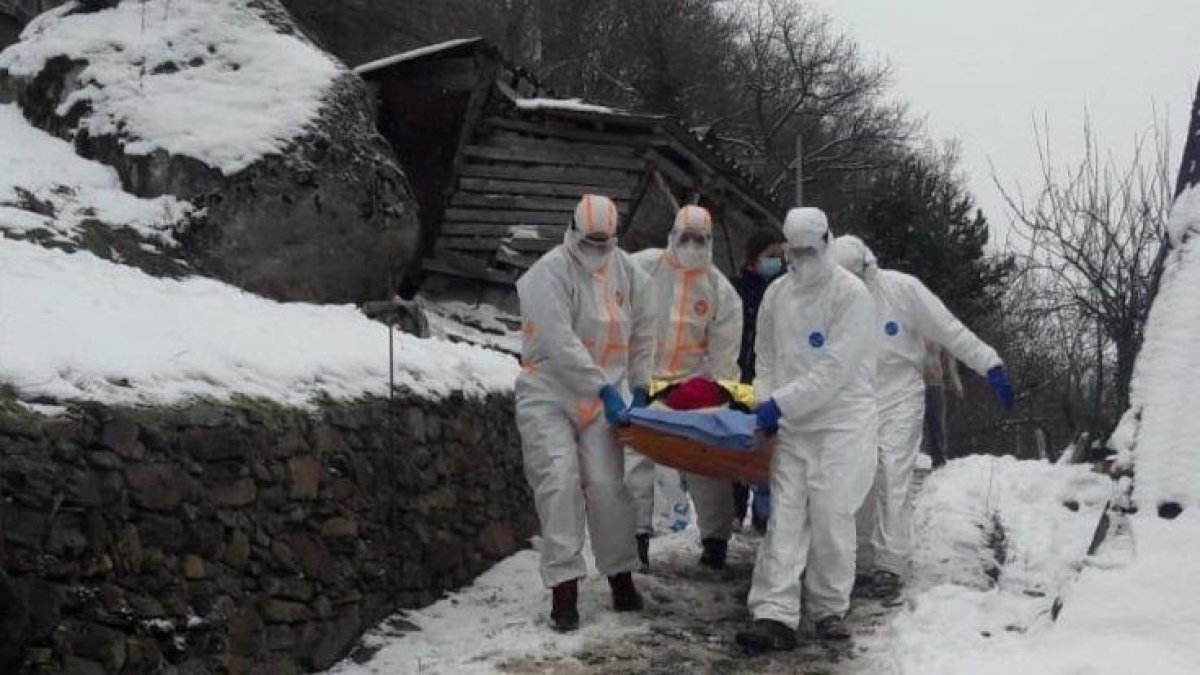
[[668, 205, 714, 270]]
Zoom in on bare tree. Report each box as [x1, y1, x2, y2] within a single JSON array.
[[727, 0, 916, 200], [999, 115, 1172, 427]]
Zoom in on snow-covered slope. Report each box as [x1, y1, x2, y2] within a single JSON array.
[[894, 456, 1113, 674], [1111, 183, 1200, 511], [0, 235, 518, 406], [0, 102, 191, 246], [0, 0, 342, 175]]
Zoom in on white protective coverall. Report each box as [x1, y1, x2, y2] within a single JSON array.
[[623, 205, 744, 542], [515, 194, 657, 588], [831, 235, 1002, 579], [747, 208, 878, 628]]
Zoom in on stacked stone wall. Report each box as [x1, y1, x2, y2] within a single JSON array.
[[0, 393, 536, 674]]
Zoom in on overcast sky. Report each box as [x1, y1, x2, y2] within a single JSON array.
[[811, 0, 1200, 247]]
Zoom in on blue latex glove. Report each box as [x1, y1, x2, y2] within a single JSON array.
[[988, 366, 1015, 410], [755, 398, 782, 436], [630, 387, 650, 409], [600, 384, 630, 426]]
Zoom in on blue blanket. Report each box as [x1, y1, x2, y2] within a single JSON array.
[[626, 408, 759, 452]]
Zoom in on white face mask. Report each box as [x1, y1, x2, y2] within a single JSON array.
[[569, 233, 615, 272], [786, 247, 825, 283], [674, 242, 709, 269]]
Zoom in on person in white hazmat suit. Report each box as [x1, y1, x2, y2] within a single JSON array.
[[830, 234, 1015, 602], [623, 204, 744, 571], [515, 194, 658, 632], [734, 208, 878, 652]]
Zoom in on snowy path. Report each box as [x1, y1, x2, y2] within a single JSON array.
[[330, 474, 927, 675]]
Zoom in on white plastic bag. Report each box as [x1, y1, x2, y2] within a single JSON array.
[[652, 465, 691, 534]]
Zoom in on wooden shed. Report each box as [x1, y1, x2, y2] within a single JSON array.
[[355, 38, 784, 308]]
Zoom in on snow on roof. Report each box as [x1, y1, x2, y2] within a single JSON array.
[[352, 37, 482, 76], [0, 0, 342, 176], [0, 104, 192, 246], [1112, 184, 1200, 511], [0, 236, 518, 407], [514, 96, 624, 116]]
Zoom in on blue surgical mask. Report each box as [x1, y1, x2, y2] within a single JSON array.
[[758, 257, 783, 278]]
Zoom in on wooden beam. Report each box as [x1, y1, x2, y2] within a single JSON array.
[[651, 169, 681, 211], [645, 148, 696, 190], [457, 177, 634, 200], [422, 255, 517, 285], [441, 221, 567, 237], [483, 116, 657, 147], [458, 162, 641, 187], [463, 145, 645, 172], [488, 131, 640, 160], [450, 192, 626, 213], [444, 207, 575, 225], [436, 235, 558, 253]]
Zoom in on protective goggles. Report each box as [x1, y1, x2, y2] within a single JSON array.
[[677, 230, 710, 246]]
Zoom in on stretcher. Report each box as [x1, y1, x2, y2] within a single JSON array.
[[617, 424, 775, 485]]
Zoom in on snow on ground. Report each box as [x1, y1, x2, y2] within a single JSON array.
[[329, 526, 900, 675], [891, 455, 1190, 675], [423, 298, 522, 356], [1044, 508, 1200, 675], [328, 475, 934, 675], [0, 104, 192, 246], [0, 236, 518, 406], [0, 0, 342, 175]]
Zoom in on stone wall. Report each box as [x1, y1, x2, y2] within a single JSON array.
[[0, 393, 537, 674]]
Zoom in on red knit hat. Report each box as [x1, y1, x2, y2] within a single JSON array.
[[664, 377, 727, 410]]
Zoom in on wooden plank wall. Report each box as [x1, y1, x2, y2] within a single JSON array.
[[421, 114, 651, 284]]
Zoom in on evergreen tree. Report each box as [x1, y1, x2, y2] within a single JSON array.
[[840, 149, 1012, 320]]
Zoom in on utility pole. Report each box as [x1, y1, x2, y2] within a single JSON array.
[[793, 132, 804, 206]]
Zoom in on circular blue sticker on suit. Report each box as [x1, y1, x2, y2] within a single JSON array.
[[885, 320, 900, 336], [808, 331, 826, 348]]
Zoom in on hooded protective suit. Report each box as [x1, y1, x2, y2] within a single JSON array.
[[515, 194, 657, 588], [623, 205, 743, 543], [831, 234, 1003, 579], [746, 208, 878, 628]]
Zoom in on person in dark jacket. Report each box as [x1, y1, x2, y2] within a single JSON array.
[[731, 227, 786, 533]]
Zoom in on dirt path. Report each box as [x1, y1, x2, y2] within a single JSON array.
[[496, 472, 928, 675]]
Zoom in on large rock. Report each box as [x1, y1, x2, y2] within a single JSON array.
[[0, 0, 419, 303]]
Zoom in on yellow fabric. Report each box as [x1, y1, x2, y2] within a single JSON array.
[[649, 378, 757, 408]]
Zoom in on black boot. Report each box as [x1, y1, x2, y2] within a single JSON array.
[[751, 514, 768, 535], [608, 572, 643, 612], [851, 573, 874, 598], [815, 614, 851, 641], [698, 537, 728, 570], [735, 619, 796, 653], [550, 579, 579, 632], [871, 569, 903, 605], [636, 533, 650, 572]]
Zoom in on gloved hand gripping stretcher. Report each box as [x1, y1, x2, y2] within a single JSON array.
[[617, 378, 776, 485]]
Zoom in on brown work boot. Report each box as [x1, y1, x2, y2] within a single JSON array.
[[608, 572, 644, 612], [550, 578, 579, 632]]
